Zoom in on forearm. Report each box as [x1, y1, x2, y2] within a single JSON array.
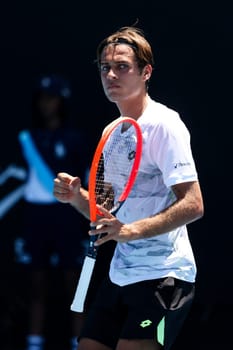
[[91, 192, 203, 246], [130, 201, 200, 240], [128, 182, 204, 240], [53, 173, 91, 219], [82, 182, 204, 246], [70, 187, 90, 220]]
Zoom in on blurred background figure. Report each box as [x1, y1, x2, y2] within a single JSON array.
[[3, 74, 91, 350]]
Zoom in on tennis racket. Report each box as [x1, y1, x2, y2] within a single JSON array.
[[70, 116, 143, 312]]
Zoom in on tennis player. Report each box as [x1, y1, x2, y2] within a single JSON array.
[[53, 25, 204, 350]]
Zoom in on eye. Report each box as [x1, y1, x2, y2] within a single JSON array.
[[118, 63, 128, 70], [100, 64, 110, 72]]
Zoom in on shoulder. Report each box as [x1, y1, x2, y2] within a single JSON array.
[[147, 98, 180, 123], [142, 98, 189, 135]]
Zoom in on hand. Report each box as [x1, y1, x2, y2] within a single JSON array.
[[89, 205, 131, 246], [53, 172, 81, 205]]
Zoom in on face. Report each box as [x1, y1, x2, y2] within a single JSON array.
[[99, 44, 149, 104], [37, 93, 61, 118]]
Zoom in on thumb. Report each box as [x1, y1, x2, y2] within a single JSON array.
[[69, 176, 81, 193]]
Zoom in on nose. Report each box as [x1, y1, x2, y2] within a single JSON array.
[[106, 68, 117, 79]]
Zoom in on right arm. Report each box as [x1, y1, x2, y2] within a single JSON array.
[[53, 172, 90, 219]]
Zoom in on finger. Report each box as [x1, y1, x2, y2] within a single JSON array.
[[69, 177, 81, 191], [54, 186, 71, 195], [88, 224, 106, 236], [96, 204, 113, 218], [57, 172, 73, 182], [53, 178, 71, 192], [94, 232, 112, 246]]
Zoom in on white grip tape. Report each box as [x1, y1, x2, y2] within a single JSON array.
[[70, 256, 96, 312]]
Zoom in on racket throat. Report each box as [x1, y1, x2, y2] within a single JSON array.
[[111, 201, 124, 216]]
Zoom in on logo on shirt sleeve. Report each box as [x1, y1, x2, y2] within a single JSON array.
[[174, 162, 191, 169]]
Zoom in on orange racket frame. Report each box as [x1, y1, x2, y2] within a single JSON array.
[[71, 116, 143, 312]]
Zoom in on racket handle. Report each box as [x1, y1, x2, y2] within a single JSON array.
[[70, 256, 96, 312], [87, 224, 101, 258], [87, 234, 98, 258]]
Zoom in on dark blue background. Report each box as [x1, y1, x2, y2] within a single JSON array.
[[0, 1, 232, 349]]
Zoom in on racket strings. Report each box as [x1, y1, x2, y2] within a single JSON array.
[[95, 129, 136, 212], [95, 154, 115, 211]]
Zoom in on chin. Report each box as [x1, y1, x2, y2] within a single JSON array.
[[105, 93, 119, 103]]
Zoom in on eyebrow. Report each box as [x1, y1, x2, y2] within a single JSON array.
[[100, 59, 130, 64]]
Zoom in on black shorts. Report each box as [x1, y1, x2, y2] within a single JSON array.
[[80, 275, 195, 350], [14, 202, 89, 269]]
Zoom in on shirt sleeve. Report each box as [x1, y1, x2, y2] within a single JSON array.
[[148, 112, 198, 188]]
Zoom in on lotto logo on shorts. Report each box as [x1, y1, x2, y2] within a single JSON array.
[[140, 319, 152, 328]]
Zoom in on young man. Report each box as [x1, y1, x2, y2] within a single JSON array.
[[53, 26, 204, 350]]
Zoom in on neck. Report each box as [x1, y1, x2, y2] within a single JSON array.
[[117, 94, 149, 120]]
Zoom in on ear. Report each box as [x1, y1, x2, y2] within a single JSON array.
[[142, 64, 153, 82]]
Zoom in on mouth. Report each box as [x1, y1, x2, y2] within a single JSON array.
[[107, 84, 120, 90]]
